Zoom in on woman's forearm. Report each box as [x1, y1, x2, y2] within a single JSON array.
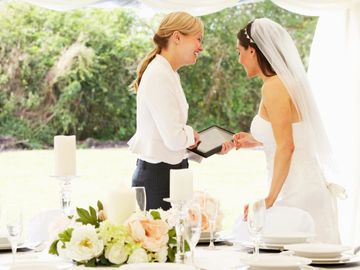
[[267, 144, 294, 207]]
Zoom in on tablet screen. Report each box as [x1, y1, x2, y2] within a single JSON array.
[[196, 126, 234, 154]]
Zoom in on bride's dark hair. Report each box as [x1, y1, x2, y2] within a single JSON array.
[[237, 21, 276, 77]]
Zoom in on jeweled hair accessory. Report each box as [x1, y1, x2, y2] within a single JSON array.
[[244, 28, 255, 44]]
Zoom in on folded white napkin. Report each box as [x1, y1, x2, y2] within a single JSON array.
[[0, 236, 10, 245], [232, 206, 316, 242]]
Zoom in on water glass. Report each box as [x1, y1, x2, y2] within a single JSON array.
[[4, 205, 23, 263], [132, 186, 146, 212], [204, 195, 219, 249], [184, 203, 202, 265], [247, 199, 266, 255]]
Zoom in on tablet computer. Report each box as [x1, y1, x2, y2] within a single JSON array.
[[188, 125, 234, 158]]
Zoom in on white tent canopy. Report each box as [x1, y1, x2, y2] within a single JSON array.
[[11, 0, 360, 244]]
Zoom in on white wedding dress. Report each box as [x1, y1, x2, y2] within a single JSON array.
[[250, 114, 341, 244]]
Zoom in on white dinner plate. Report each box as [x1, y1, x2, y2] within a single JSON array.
[[119, 263, 196, 270], [0, 237, 25, 250], [0, 261, 73, 270], [311, 254, 360, 265], [284, 243, 352, 258], [262, 232, 314, 244], [261, 242, 286, 250], [240, 254, 311, 270], [198, 231, 221, 243]]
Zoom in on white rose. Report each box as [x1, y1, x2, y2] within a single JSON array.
[[48, 215, 72, 242], [159, 208, 177, 228], [127, 248, 149, 264], [66, 225, 104, 262], [154, 246, 168, 263], [105, 242, 128, 265]]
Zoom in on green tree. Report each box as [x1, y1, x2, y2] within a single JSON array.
[[0, 1, 317, 148]]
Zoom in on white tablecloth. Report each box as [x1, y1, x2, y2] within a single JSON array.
[[0, 246, 359, 269]]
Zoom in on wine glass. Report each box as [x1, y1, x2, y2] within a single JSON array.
[[247, 199, 266, 255], [4, 205, 23, 263], [204, 194, 219, 249], [184, 203, 202, 265], [132, 186, 147, 212]]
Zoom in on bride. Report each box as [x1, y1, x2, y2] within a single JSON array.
[[221, 18, 342, 243]]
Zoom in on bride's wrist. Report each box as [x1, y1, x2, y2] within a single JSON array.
[[265, 196, 276, 208]]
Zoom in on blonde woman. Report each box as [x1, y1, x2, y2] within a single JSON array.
[[128, 12, 203, 210]]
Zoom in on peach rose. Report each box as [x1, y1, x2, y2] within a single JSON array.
[[98, 210, 107, 222], [127, 214, 169, 252], [193, 191, 223, 232]]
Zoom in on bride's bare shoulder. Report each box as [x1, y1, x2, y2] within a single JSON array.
[[262, 75, 289, 99]]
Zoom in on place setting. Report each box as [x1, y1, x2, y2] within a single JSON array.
[[260, 231, 316, 251], [284, 243, 360, 266]]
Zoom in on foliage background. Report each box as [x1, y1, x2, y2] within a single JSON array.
[[0, 0, 317, 148]]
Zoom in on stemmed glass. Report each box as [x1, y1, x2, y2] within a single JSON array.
[[4, 205, 23, 263], [247, 199, 266, 255], [184, 203, 202, 265], [204, 194, 219, 249], [132, 186, 147, 213]]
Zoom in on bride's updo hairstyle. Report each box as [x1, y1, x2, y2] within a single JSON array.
[[132, 12, 204, 92], [237, 21, 276, 77]]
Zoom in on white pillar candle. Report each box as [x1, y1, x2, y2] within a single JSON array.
[[105, 186, 136, 225], [54, 135, 76, 177], [170, 168, 193, 201]]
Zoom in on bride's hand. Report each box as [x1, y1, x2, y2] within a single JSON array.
[[243, 197, 274, 221], [219, 141, 234, 155], [243, 204, 249, 221], [233, 132, 261, 149]]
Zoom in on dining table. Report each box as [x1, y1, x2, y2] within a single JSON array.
[[0, 242, 359, 270]]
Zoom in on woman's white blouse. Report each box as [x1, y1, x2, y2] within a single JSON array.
[[127, 54, 194, 165]]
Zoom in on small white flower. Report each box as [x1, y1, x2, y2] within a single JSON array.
[[154, 246, 168, 262], [127, 248, 149, 264], [66, 225, 104, 263], [157, 208, 177, 228], [105, 242, 128, 265]]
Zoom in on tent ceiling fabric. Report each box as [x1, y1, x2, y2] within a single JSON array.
[[23, 0, 139, 11], [272, 0, 360, 16], [21, 0, 249, 15]]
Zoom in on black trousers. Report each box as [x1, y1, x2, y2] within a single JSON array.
[[132, 159, 189, 210]]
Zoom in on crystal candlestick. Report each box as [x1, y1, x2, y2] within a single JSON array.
[[172, 200, 187, 264], [56, 176, 75, 216]]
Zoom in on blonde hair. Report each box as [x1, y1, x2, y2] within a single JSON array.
[[132, 12, 204, 92]]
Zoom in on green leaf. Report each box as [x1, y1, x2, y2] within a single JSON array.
[[84, 258, 97, 267], [76, 207, 97, 226], [168, 238, 177, 245], [98, 254, 112, 265], [48, 239, 59, 255], [97, 200, 104, 211], [168, 228, 176, 238], [58, 228, 74, 243], [184, 240, 190, 252], [167, 246, 175, 262], [150, 210, 161, 220], [89, 206, 97, 220]]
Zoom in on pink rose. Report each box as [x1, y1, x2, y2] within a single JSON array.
[[127, 214, 169, 252], [193, 191, 223, 232]]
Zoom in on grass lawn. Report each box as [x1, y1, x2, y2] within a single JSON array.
[[0, 147, 268, 235]]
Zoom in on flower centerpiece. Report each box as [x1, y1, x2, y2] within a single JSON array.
[[49, 201, 189, 267]]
